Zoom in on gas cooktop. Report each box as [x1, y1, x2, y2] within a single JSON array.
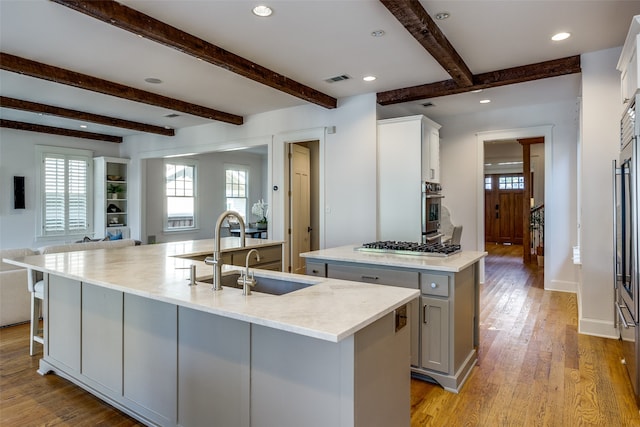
[[355, 241, 462, 257]]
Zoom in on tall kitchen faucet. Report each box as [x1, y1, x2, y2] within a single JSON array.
[[205, 210, 246, 291]]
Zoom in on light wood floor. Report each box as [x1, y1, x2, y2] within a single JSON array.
[[1, 244, 639, 426], [411, 243, 640, 426]]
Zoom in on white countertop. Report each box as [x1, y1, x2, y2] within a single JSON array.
[[4, 238, 418, 343], [301, 245, 487, 273]]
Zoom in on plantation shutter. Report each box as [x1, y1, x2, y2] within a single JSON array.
[[68, 158, 89, 232], [42, 153, 89, 235]]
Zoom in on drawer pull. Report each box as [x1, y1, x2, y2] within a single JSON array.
[[312, 269, 319, 274], [430, 282, 437, 289], [361, 275, 379, 280]]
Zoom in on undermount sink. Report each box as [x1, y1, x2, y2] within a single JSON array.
[[197, 272, 313, 296]]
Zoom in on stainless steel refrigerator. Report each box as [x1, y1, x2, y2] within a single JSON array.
[[615, 90, 640, 406]]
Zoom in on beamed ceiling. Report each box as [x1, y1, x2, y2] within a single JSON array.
[[0, 0, 638, 143]]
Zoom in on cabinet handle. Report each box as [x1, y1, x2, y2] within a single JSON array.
[[423, 304, 429, 324], [361, 275, 379, 280], [312, 269, 319, 274]]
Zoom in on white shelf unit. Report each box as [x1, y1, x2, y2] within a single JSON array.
[[94, 157, 130, 239]]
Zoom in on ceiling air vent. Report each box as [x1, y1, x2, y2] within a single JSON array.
[[324, 74, 351, 83], [164, 113, 180, 118], [422, 102, 435, 108]]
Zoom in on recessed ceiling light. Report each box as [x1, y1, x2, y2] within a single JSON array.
[[363, 75, 376, 82], [371, 30, 385, 37], [480, 99, 491, 104], [79, 124, 87, 129], [434, 11, 450, 20], [252, 5, 273, 17], [551, 32, 571, 41], [471, 89, 483, 93], [144, 77, 163, 84]]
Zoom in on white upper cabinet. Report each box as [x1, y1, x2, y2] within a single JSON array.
[[377, 115, 442, 242], [421, 116, 441, 183], [618, 15, 640, 109]]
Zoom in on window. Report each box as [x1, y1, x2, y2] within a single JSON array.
[[498, 175, 524, 190], [36, 146, 92, 238], [165, 161, 196, 230], [225, 165, 248, 221], [484, 176, 492, 190]]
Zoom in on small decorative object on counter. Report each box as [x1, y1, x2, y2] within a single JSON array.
[[252, 199, 268, 229]]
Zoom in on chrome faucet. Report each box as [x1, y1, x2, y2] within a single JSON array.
[[205, 210, 246, 291], [239, 249, 260, 295]]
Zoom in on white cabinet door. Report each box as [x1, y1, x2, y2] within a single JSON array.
[[47, 275, 81, 371], [81, 283, 123, 394], [421, 296, 450, 373], [421, 117, 441, 183]]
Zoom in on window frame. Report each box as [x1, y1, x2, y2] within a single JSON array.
[[164, 159, 198, 232], [35, 145, 93, 240], [224, 164, 249, 222]]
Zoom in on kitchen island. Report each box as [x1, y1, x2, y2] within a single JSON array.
[[4, 238, 418, 427], [302, 245, 486, 392]]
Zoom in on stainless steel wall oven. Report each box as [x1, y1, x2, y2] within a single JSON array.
[[422, 182, 443, 243], [615, 91, 640, 406]]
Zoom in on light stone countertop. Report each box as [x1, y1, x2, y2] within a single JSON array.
[[4, 238, 418, 343], [301, 244, 487, 273]]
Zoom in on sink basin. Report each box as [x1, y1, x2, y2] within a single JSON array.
[[197, 272, 313, 295]]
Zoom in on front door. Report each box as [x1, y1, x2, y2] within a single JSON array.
[[485, 174, 524, 244]]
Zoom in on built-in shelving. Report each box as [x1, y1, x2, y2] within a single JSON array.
[[94, 157, 130, 239]]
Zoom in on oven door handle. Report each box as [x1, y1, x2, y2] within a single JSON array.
[[616, 303, 636, 329]]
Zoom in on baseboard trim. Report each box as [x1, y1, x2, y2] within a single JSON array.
[[547, 279, 577, 293], [578, 317, 618, 339]]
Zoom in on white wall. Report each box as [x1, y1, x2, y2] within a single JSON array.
[[0, 128, 120, 249], [436, 97, 579, 293], [121, 93, 378, 249], [579, 47, 623, 337]]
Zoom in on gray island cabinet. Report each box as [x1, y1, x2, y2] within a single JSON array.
[[5, 238, 418, 427], [302, 245, 486, 393]]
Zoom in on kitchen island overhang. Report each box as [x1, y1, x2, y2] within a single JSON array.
[[4, 238, 419, 427]]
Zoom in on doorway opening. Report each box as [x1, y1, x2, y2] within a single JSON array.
[[483, 137, 545, 265], [286, 140, 320, 274]]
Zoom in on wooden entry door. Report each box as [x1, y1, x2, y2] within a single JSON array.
[[485, 174, 525, 244]]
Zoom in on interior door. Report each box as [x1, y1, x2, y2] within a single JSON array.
[[290, 144, 311, 274]]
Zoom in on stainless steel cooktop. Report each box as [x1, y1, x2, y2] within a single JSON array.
[[355, 241, 461, 257]]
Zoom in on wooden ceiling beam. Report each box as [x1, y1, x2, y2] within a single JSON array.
[[1, 119, 122, 143], [377, 55, 581, 105], [380, 0, 474, 87], [0, 52, 243, 125], [0, 96, 175, 136], [51, 0, 338, 110]]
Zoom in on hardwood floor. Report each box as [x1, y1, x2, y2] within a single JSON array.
[[411, 243, 640, 426], [1, 244, 639, 426]]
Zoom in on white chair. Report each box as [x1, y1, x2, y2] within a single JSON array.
[[27, 269, 44, 356]]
